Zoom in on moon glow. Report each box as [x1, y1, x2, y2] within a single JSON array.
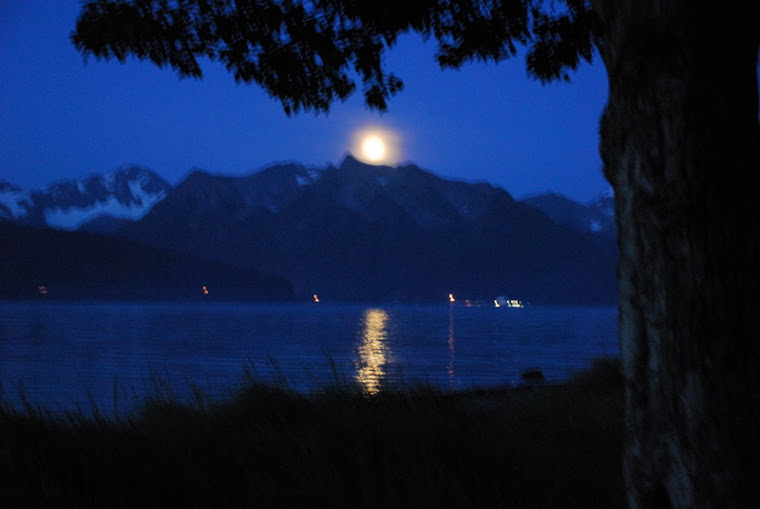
[[361, 136, 386, 162], [352, 128, 400, 165]]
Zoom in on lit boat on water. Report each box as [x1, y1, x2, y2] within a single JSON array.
[[448, 294, 524, 308], [494, 296, 524, 308]]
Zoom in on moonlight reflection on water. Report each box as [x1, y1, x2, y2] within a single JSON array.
[[355, 309, 391, 394]]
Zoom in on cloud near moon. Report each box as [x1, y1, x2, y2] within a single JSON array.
[[352, 127, 400, 165]]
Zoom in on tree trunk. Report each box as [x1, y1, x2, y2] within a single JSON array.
[[593, 2, 760, 507]]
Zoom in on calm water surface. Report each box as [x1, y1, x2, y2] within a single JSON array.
[[0, 302, 618, 414]]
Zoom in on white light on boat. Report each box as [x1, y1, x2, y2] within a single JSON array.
[[495, 296, 524, 308]]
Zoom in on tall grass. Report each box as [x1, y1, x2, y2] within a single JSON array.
[[0, 358, 624, 508]]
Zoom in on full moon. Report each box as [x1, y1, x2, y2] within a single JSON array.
[[351, 127, 400, 165], [361, 135, 386, 162]]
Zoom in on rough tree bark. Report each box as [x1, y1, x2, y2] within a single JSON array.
[[593, 1, 760, 507]]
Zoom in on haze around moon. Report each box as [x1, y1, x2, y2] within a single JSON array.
[[352, 128, 400, 165]]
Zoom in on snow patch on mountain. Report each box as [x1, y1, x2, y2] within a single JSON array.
[[128, 179, 167, 207], [104, 171, 118, 192], [44, 196, 155, 229], [43, 175, 168, 229], [0, 182, 32, 219], [295, 168, 322, 186]]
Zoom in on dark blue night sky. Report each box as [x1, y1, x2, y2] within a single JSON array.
[[1, 1, 610, 203]]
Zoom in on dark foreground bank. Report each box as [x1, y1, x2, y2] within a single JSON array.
[[0, 358, 624, 508]]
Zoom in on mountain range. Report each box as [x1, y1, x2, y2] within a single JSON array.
[[1, 156, 617, 304], [521, 190, 616, 256], [0, 165, 171, 231], [0, 221, 294, 301]]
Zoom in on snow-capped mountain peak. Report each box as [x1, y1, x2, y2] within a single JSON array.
[[1, 166, 172, 230]]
